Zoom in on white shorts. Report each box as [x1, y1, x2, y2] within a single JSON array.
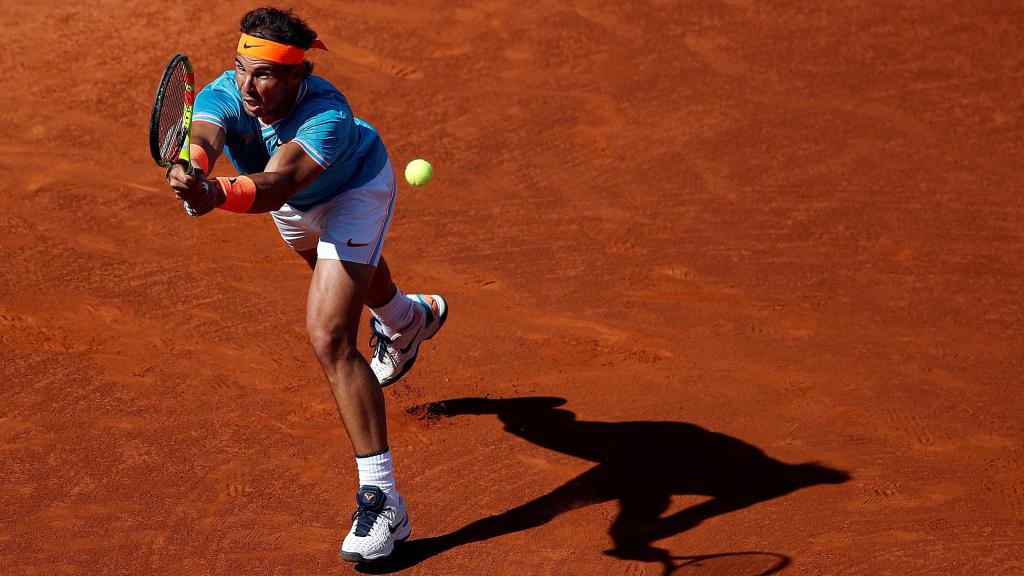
[[270, 161, 396, 265]]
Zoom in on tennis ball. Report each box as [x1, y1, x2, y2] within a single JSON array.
[[405, 159, 434, 186]]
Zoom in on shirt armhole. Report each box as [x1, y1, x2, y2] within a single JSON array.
[[292, 138, 331, 169], [193, 116, 228, 132]]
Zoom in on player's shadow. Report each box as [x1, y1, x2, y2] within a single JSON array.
[[357, 397, 849, 575]]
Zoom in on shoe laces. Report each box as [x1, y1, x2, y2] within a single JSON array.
[[368, 319, 394, 364], [351, 504, 384, 537]]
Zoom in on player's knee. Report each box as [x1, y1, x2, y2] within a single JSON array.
[[306, 321, 359, 366]]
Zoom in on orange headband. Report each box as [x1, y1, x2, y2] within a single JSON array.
[[237, 33, 328, 65]]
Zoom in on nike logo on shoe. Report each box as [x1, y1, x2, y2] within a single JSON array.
[[398, 326, 421, 354], [389, 515, 408, 534]]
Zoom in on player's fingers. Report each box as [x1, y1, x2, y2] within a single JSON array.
[[184, 182, 218, 216], [177, 180, 215, 205], [166, 162, 187, 183], [168, 176, 193, 194], [171, 183, 204, 205], [167, 164, 205, 187], [167, 171, 191, 190], [168, 171, 203, 194], [174, 187, 205, 203]]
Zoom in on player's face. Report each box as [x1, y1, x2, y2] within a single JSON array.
[[234, 55, 303, 121]]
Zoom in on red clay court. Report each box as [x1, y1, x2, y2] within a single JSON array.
[[2, 1, 1022, 574]]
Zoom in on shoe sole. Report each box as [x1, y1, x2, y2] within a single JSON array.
[[379, 295, 449, 388], [339, 530, 411, 563]]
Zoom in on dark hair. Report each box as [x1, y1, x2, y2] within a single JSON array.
[[241, 7, 318, 77]]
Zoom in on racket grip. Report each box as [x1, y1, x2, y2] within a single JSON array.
[[182, 160, 202, 217]]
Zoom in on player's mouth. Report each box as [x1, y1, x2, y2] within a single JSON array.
[[242, 98, 262, 114]]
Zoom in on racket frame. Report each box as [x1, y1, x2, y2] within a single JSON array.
[[150, 54, 202, 215], [149, 53, 196, 172]]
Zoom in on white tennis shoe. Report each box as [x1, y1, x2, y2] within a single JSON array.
[[369, 294, 448, 387], [340, 485, 411, 562]]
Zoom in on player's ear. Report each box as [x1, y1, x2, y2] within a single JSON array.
[[287, 63, 304, 84]]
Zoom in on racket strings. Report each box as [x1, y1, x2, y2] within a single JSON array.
[[157, 64, 188, 163]]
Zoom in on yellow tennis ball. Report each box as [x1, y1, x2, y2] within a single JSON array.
[[404, 159, 434, 186]]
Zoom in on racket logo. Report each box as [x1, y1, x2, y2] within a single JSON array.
[[184, 71, 196, 104]]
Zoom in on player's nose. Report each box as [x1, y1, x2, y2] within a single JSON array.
[[239, 75, 256, 96]]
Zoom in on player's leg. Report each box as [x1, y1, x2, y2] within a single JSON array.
[[365, 254, 396, 306], [317, 161, 448, 387], [363, 253, 449, 386], [306, 258, 410, 562], [306, 161, 420, 561], [272, 166, 448, 387], [306, 259, 387, 452]]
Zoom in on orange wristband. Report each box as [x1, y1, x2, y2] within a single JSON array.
[[215, 176, 257, 213], [189, 144, 209, 174]]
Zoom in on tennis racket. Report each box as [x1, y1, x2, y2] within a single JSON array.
[[149, 54, 201, 216]]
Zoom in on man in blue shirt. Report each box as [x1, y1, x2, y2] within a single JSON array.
[[166, 7, 447, 563]]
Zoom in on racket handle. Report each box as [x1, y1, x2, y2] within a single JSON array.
[[181, 160, 201, 217]]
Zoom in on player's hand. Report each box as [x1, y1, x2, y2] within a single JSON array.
[[166, 163, 223, 217], [166, 163, 207, 203]]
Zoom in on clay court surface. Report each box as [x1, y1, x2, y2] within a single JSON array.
[[3, 1, 1023, 574]]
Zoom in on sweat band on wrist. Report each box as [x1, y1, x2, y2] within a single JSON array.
[[189, 144, 209, 174], [215, 176, 257, 213]]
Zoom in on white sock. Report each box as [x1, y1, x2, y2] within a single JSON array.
[[371, 288, 415, 338], [356, 450, 403, 507]]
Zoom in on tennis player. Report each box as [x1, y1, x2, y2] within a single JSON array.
[[164, 7, 448, 562]]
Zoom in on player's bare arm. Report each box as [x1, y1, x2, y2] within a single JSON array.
[[191, 121, 226, 174], [242, 142, 325, 212], [167, 127, 324, 214]]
